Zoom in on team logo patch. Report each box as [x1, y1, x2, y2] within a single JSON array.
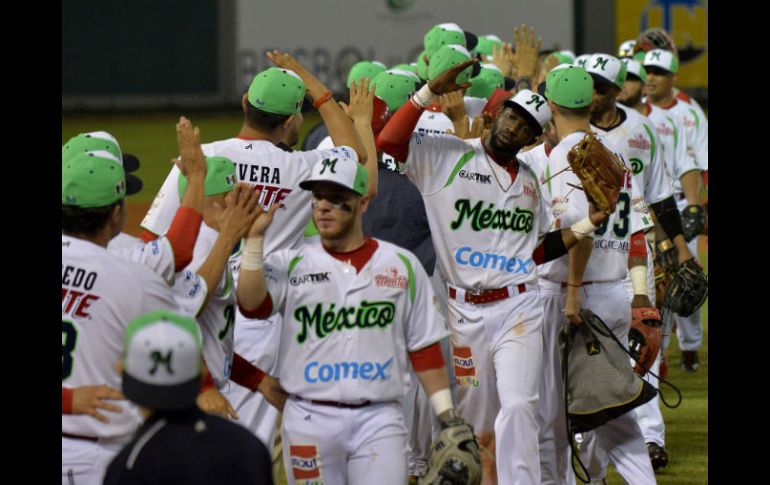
[[522, 181, 538, 201], [656, 124, 674, 137], [453, 347, 480, 387], [627, 134, 651, 150], [374, 266, 408, 289], [289, 445, 323, 483]]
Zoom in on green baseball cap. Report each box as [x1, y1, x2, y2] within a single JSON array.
[[247, 67, 306, 115], [371, 69, 421, 111], [416, 50, 430, 81], [552, 50, 576, 65], [544, 66, 593, 108], [424, 23, 467, 55], [428, 44, 477, 84], [62, 131, 121, 162], [299, 147, 367, 196], [643, 49, 679, 74], [122, 310, 203, 410], [474, 35, 503, 57], [390, 63, 418, 74], [178, 156, 237, 198], [62, 150, 128, 208], [347, 61, 387, 87], [467, 64, 504, 99], [622, 59, 647, 83]]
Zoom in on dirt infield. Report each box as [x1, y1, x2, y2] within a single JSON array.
[[125, 201, 153, 237]]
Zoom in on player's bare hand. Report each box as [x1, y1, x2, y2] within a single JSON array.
[[448, 115, 485, 140], [438, 90, 467, 123], [217, 183, 263, 242], [564, 286, 583, 325], [258, 375, 289, 411], [492, 42, 515, 77], [71, 385, 125, 424], [197, 387, 239, 420], [247, 200, 282, 239], [511, 24, 541, 79], [341, 78, 375, 124], [631, 294, 653, 309], [588, 202, 610, 227], [175, 116, 207, 179], [428, 59, 477, 95], [266, 50, 326, 95]]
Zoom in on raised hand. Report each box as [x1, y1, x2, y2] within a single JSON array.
[[511, 24, 541, 79], [341, 78, 375, 124], [428, 59, 478, 95], [438, 89, 467, 123], [175, 116, 207, 179]]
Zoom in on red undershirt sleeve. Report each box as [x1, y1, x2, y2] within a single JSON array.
[[408, 342, 445, 372], [238, 293, 274, 320], [140, 229, 159, 242], [376, 98, 425, 162], [165, 207, 204, 271], [230, 352, 267, 392], [629, 231, 647, 259], [62, 387, 73, 414]]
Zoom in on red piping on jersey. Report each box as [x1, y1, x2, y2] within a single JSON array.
[[544, 143, 553, 157], [166, 207, 203, 271], [409, 342, 446, 372], [324, 238, 379, 274], [62, 387, 73, 414], [376, 98, 426, 162], [675, 90, 692, 103], [236, 135, 261, 140], [239, 293, 274, 320], [140, 229, 159, 243], [230, 352, 266, 391], [629, 231, 647, 259]]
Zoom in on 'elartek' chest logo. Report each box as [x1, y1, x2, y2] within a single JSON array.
[[290, 272, 331, 286]]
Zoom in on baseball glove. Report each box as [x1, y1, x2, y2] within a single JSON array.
[[663, 258, 708, 317], [419, 411, 482, 485], [653, 263, 671, 309], [681, 204, 705, 242], [628, 307, 663, 376], [567, 132, 627, 214]]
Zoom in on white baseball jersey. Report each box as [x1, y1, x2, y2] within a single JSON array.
[[676, 91, 708, 167], [62, 235, 179, 439], [175, 223, 237, 388], [517, 142, 550, 185], [107, 232, 142, 251], [262, 239, 449, 402], [644, 100, 706, 193], [539, 131, 654, 283], [141, 139, 357, 256], [403, 133, 551, 289], [108, 235, 176, 286], [318, 134, 402, 172], [464, 96, 487, 118], [592, 105, 674, 205], [415, 109, 454, 136]]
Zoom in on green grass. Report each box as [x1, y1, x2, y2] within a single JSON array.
[[62, 113, 707, 485]]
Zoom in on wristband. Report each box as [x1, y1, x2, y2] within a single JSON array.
[[570, 217, 598, 241], [313, 90, 333, 109], [411, 84, 437, 108], [657, 239, 673, 252], [429, 388, 454, 416], [240, 237, 264, 271], [62, 388, 73, 414], [630, 265, 648, 296]]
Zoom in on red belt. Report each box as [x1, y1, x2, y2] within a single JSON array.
[[560, 281, 595, 289], [448, 284, 526, 305], [310, 399, 372, 409], [62, 432, 97, 442]]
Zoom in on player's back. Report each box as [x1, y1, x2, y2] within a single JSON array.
[[62, 234, 178, 439]]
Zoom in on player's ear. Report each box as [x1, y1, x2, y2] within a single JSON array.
[[283, 114, 298, 130], [241, 93, 249, 113]]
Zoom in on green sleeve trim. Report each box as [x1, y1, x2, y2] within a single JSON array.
[[689, 108, 700, 130], [642, 123, 657, 171], [544, 161, 552, 195], [396, 253, 416, 303], [220, 267, 234, 298], [443, 150, 476, 188], [303, 219, 319, 237], [665, 116, 679, 150], [288, 255, 303, 276]]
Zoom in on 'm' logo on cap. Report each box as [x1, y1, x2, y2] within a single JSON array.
[[149, 350, 174, 375], [320, 158, 338, 174], [593, 57, 608, 70], [651, 51, 661, 61], [526, 94, 545, 111]]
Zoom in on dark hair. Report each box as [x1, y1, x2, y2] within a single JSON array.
[[62, 200, 123, 236], [244, 102, 292, 132]]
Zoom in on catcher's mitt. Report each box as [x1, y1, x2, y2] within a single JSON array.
[[419, 411, 481, 485], [628, 307, 663, 376], [681, 204, 705, 242], [663, 258, 708, 317], [567, 132, 627, 214], [654, 239, 679, 273]]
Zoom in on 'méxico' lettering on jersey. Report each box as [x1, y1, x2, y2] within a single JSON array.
[[450, 199, 533, 233], [293, 301, 396, 344], [62, 265, 100, 318]]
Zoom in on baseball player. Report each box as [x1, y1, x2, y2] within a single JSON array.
[[376, 58, 612, 484], [62, 150, 181, 484], [234, 153, 473, 485], [643, 49, 708, 372], [535, 65, 657, 485], [139, 51, 374, 452]]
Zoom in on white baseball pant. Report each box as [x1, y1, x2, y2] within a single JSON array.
[[673, 234, 703, 351], [62, 437, 126, 485]]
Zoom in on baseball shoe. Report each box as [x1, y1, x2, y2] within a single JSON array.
[[680, 350, 700, 373], [647, 442, 669, 470]]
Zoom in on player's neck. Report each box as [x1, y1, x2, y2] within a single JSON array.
[[321, 229, 366, 253], [555, 117, 590, 142], [482, 135, 519, 167], [64, 230, 113, 248], [648, 91, 676, 108], [591, 107, 621, 130], [237, 123, 282, 144]]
